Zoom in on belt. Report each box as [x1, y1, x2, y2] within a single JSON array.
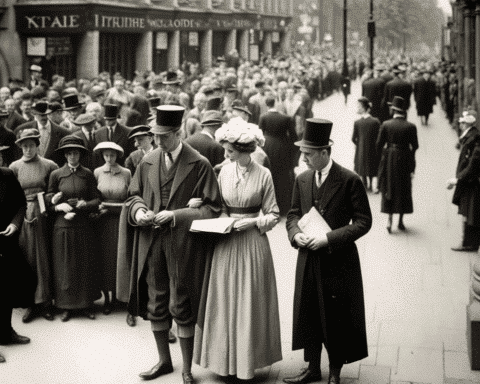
[[227, 205, 261, 215]]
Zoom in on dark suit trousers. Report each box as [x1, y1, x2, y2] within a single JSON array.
[[302, 254, 344, 368], [0, 307, 12, 342], [463, 223, 480, 248], [144, 227, 195, 338]]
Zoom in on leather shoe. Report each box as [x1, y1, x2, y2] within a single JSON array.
[[398, 222, 406, 231], [0, 353, 5, 363], [22, 307, 37, 323], [82, 309, 95, 320], [283, 368, 322, 384], [42, 309, 54, 321], [126, 313, 136, 327], [168, 329, 177, 343], [61, 310, 71, 322], [0, 329, 30, 345], [451, 245, 478, 252], [139, 361, 173, 380], [183, 372, 196, 384]]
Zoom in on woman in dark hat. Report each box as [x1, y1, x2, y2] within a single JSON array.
[[9, 129, 59, 323], [376, 96, 419, 232], [47, 135, 101, 321], [352, 97, 381, 192], [92, 142, 131, 318], [124, 125, 156, 175]]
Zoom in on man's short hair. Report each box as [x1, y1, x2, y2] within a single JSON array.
[[265, 96, 275, 108]]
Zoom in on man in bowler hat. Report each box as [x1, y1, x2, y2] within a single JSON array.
[[285, 119, 372, 384], [119, 105, 221, 383]]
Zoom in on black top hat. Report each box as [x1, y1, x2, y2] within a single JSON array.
[[388, 96, 406, 112], [205, 97, 223, 112], [129, 125, 153, 139], [55, 135, 88, 153], [63, 94, 84, 110], [104, 104, 119, 120], [31, 101, 52, 115], [231, 100, 252, 116], [295, 118, 334, 149], [150, 105, 185, 135], [162, 72, 180, 85]]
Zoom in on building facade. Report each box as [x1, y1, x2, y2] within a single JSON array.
[[0, 0, 293, 84]]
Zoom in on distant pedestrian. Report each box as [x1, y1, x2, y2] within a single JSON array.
[[414, 70, 437, 126]]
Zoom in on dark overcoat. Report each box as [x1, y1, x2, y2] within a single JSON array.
[[452, 127, 480, 226], [376, 117, 418, 214], [383, 77, 413, 111], [286, 161, 372, 364], [352, 116, 381, 177], [362, 77, 389, 122], [95, 124, 135, 166], [413, 78, 437, 117], [185, 131, 225, 167], [117, 143, 222, 324], [0, 168, 36, 308]]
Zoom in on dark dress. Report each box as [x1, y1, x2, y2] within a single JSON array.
[[376, 116, 419, 214], [47, 164, 101, 309], [352, 115, 381, 178]]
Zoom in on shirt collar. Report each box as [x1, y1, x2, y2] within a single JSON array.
[[82, 127, 94, 137], [361, 113, 371, 119], [319, 158, 333, 178], [166, 142, 183, 162], [268, 108, 278, 112]]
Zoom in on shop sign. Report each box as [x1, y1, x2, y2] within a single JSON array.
[[47, 37, 73, 55], [21, 14, 82, 31]]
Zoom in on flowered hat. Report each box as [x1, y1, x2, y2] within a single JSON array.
[[215, 116, 265, 147]]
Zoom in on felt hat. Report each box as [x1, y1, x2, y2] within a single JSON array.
[[73, 113, 96, 126], [357, 96, 372, 110], [294, 118, 334, 149], [63, 94, 84, 110], [201, 111, 224, 126], [129, 125, 153, 139], [0, 109, 9, 118], [205, 96, 223, 111], [55, 135, 88, 153], [89, 86, 105, 99], [104, 104, 119, 120], [162, 71, 181, 85], [15, 128, 41, 146], [93, 141, 124, 158], [31, 101, 52, 115], [388, 96, 407, 112], [231, 100, 252, 116], [150, 105, 185, 135]]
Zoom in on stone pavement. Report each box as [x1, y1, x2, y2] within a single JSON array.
[[2, 81, 479, 384]]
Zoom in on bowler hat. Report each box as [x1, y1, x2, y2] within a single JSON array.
[[93, 141, 124, 158], [294, 118, 334, 149], [357, 96, 372, 110], [55, 135, 88, 153], [201, 111, 224, 126], [73, 113, 96, 126], [205, 96, 223, 111], [388, 96, 406, 112], [0, 109, 9, 118], [129, 125, 153, 139], [63, 94, 84, 110], [150, 105, 185, 135], [30, 64, 42, 72], [31, 101, 52, 115], [89, 85, 105, 99], [15, 128, 41, 146], [104, 104, 119, 120], [231, 100, 252, 116], [162, 72, 181, 85]]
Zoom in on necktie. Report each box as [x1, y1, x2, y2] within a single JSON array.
[[166, 152, 174, 170], [316, 171, 321, 188], [70, 167, 76, 173], [88, 131, 94, 148], [108, 128, 112, 141]]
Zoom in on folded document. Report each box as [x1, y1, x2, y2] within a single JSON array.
[[190, 217, 237, 234], [298, 207, 331, 238]]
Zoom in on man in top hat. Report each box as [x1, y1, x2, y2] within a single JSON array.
[[285, 118, 372, 384], [95, 104, 134, 166], [3, 98, 27, 133], [413, 69, 437, 125], [447, 111, 480, 252], [124, 125, 156, 175], [185, 110, 225, 167], [72, 113, 101, 170], [119, 105, 221, 384], [382, 65, 413, 116], [361, 64, 388, 123], [28, 65, 43, 90], [14, 101, 69, 163], [61, 94, 85, 131]]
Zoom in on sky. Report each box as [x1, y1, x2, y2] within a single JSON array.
[[437, 0, 452, 15]]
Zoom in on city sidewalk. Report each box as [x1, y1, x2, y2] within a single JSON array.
[[2, 81, 479, 384]]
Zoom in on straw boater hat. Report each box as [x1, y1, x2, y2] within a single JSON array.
[[295, 118, 334, 149], [15, 128, 41, 146], [63, 94, 84, 110], [388, 96, 407, 112], [150, 105, 185, 135], [55, 135, 88, 153], [128, 125, 153, 140], [93, 141, 124, 158], [73, 113, 96, 126], [30, 65, 42, 72], [31, 101, 52, 115]]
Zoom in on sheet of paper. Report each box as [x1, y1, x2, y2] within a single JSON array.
[[190, 217, 237, 234], [297, 206, 331, 238]]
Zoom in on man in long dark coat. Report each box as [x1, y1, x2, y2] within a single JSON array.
[[0, 167, 36, 363], [382, 66, 413, 116], [120, 105, 221, 384], [413, 70, 437, 125], [285, 119, 372, 384], [447, 112, 480, 251], [362, 65, 388, 122]]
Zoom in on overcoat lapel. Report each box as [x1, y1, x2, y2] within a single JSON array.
[[300, 169, 314, 212], [168, 145, 196, 205], [317, 162, 343, 214], [147, 153, 162, 212]]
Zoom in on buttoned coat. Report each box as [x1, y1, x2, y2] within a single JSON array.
[[286, 161, 372, 364], [117, 143, 222, 324]]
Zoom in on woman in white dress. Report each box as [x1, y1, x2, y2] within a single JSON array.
[[194, 118, 282, 380]]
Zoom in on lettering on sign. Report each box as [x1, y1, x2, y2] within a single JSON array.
[[25, 15, 80, 29], [94, 14, 145, 29], [146, 18, 202, 29]]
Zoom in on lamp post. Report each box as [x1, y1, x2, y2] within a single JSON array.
[[367, 0, 375, 69], [342, 0, 348, 77]]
